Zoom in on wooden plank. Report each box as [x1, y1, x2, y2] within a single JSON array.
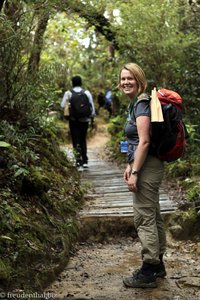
[[83, 170, 122, 176], [81, 201, 176, 208], [80, 204, 176, 213], [79, 206, 176, 217], [85, 194, 170, 202]]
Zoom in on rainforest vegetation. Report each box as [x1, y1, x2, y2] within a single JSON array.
[[0, 0, 199, 292]]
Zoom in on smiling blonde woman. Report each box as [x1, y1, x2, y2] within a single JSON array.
[[118, 63, 166, 289]]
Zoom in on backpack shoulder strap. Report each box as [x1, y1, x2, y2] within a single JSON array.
[[71, 88, 85, 94], [69, 89, 75, 102], [129, 93, 150, 120], [137, 93, 150, 102]]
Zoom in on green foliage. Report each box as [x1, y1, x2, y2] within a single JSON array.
[[187, 183, 200, 203], [0, 258, 11, 280], [0, 13, 31, 122], [0, 123, 84, 290], [179, 177, 200, 202], [165, 160, 191, 178], [0, 6, 84, 287], [107, 114, 127, 163], [0, 141, 10, 148]]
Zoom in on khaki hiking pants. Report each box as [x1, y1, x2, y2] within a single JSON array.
[[132, 155, 166, 265]]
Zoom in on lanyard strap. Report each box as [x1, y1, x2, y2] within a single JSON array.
[[128, 102, 135, 119], [124, 101, 136, 138]]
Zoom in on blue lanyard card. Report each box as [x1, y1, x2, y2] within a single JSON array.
[[120, 141, 128, 153]]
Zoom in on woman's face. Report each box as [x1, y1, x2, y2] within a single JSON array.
[[120, 69, 138, 99]]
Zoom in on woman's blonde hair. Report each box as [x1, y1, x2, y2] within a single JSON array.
[[118, 63, 147, 94]]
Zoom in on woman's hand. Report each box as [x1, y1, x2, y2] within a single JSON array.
[[127, 174, 138, 193], [123, 164, 132, 183], [124, 165, 138, 192]]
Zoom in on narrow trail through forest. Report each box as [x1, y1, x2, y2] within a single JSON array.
[[47, 121, 200, 300]]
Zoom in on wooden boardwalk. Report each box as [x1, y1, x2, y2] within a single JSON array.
[[80, 149, 177, 216], [78, 148, 177, 240]]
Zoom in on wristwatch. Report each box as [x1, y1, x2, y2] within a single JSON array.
[[131, 169, 138, 175]]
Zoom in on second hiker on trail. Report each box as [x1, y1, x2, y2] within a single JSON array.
[[61, 75, 95, 170], [104, 87, 113, 118], [118, 63, 166, 289]]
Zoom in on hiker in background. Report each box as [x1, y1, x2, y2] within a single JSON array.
[[61, 75, 95, 170], [96, 91, 105, 115], [111, 93, 120, 116], [104, 87, 112, 118], [118, 63, 166, 288]]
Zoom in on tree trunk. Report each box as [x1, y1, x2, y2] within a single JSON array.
[[0, 0, 5, 12], [28, 10, 49, 75]]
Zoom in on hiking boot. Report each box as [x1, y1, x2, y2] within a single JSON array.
[[83, 163, 88, 169], [154, 262, 167, 278], [123, 270, 157, 288], [77, 166, 84, 172], [132, 262, 166, 279]]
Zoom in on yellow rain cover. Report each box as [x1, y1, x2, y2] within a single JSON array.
[[151, 87, 164, 122]]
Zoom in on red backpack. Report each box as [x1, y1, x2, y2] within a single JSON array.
[[150, 88, 187, 162]]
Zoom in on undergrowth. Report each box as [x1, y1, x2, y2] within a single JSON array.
[[0, 115, 84, 292]]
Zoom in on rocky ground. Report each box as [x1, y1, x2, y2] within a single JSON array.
[[46, 237, 200, 300]]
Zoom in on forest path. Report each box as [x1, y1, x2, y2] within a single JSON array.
[[47, 119, 200, 300]]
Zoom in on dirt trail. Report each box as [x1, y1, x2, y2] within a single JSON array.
[[47, 120, 200, 300], [87, 123, 110, 150], [47, 238, 200, 300]]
